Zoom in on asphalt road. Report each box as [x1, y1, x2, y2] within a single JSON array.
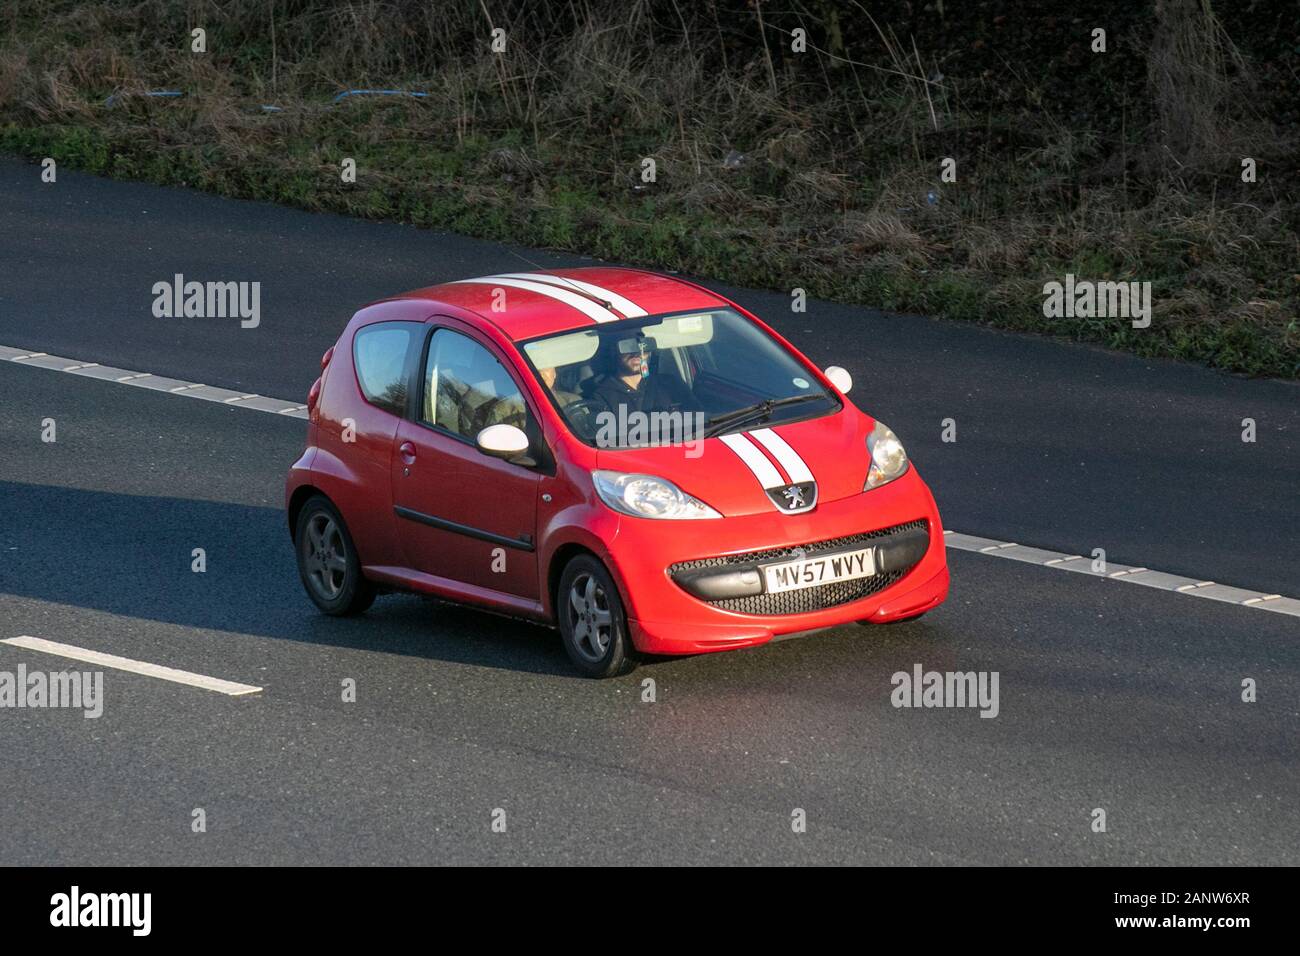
[[0, 158, 1296, 864]]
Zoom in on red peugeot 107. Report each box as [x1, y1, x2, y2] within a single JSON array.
[[285, 268, 948, 676]]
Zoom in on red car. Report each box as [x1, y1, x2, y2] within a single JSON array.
[[285, 268, 948, 676]]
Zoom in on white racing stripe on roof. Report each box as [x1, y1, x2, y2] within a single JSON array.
[[719, 433, 785, 489], [490, 273, 648, 318], [749, 427, 814, 484], [454, 276, 616, 323]]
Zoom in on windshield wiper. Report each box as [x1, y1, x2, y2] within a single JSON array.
[[703, 394, 824, 438]]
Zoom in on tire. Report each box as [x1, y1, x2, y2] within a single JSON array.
[[295, 495, 377, 616], [557, 554, 636, 678]]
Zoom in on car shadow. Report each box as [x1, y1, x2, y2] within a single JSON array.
[[0, 480, 579, 677]]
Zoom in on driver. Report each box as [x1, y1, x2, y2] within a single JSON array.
[[590, 332, 694, 420]]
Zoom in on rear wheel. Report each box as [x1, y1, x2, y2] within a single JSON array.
[[295, 496, 376, 615], [557, 555, 636, 678]]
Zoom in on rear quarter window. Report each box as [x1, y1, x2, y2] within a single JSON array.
[[353, 321, 420, 415]]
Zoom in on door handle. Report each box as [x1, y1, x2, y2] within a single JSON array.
[[399, 441, 417, 465]]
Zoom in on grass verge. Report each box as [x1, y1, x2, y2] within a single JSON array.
[[2, 0, 1296, 376]]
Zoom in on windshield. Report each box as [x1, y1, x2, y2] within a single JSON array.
[[520, 308, 840, 449]]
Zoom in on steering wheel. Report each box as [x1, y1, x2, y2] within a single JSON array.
[[563, 399, 608, 439]]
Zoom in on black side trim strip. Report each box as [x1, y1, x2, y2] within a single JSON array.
[[394, 506, 535, 552]]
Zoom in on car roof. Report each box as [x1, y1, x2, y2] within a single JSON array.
[[387, 267, 729, 341]]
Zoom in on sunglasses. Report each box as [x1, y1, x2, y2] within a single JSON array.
[[616, 338, 648, 355]]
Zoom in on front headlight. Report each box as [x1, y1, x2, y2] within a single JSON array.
[[592, 470, 722, 519], [865, 421, 908, 489]]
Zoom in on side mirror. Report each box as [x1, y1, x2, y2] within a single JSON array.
[[823, 365, 853, 394], [476, 423, 531, 460]]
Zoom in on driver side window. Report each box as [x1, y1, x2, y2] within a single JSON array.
[[422, 329, 528, 439]]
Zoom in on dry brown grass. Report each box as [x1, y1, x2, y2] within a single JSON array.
[[0, 0, 1295, 374]]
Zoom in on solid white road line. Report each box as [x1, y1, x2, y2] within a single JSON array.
[[2, 342, 1296, 619], [1, 636, 263, 696]]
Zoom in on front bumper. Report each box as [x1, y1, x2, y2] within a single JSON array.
[[670, 520, 930, 606], [602, 467, 949, 655]]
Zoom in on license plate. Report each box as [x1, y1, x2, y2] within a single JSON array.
[[762, 546, 876, 594]]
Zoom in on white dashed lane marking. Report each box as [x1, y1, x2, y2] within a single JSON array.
[[944, 532, 1300, 617], [3, 343, 1297, 619], [0, 344, 308, 417], [1, 636, 263, 696]]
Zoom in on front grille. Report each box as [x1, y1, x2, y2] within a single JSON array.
[[669, 519, 929, 616]]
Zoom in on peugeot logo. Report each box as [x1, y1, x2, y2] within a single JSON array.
[[767, 480, 817, 514]]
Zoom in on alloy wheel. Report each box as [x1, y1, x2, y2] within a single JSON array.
[[302, 512, 348, 600], [567, 572, 613, 662]]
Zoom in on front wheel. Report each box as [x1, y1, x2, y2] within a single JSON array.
[[557, 555, 636, 678], [295, 495, 376, 615]]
